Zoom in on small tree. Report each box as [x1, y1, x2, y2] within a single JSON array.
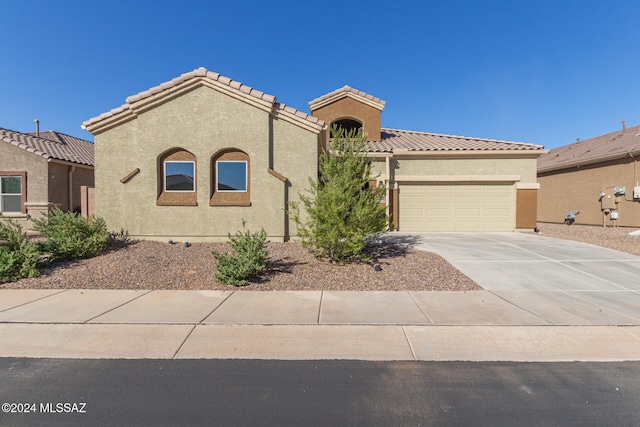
[[289, 126, 388, 263]]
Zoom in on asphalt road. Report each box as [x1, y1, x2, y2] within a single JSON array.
[[1, 359, 638, 426]]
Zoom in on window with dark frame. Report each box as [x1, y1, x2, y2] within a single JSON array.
[[0, 175, 22, 214]]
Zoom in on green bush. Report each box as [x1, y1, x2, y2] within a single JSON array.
[[212, 226, 269, 286], [0, 217, 41, 282], [31, 209, 110, 261], [289, 126, 388, 263]]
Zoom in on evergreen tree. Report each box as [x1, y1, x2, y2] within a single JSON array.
[[289, 126, 388, 263]]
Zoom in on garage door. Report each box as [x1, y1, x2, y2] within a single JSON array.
[[399, 183, 514, 232]]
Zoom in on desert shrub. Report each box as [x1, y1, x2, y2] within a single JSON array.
[[212, 226, 269, 286], [289, 126, 388, 263], [31, 209, 110, 261], [0, 217, 41, 282]]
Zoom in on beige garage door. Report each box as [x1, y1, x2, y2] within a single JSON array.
[[399, 183, 514, 232]]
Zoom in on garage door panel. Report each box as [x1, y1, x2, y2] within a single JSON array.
[[399, 183, 514, 232]]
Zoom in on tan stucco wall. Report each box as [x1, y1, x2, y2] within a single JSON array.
[[311, 97, 382, 141], [393, 157, 538, 183], [0, 143, 48, 204], [538, 157, 640, 227], [0, 143, 48, 229], [94, 85, 318, 241]]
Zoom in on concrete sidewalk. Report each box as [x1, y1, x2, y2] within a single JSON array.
[[1, 289, 639, 361]]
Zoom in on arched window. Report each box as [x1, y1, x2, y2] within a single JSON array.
[[157, 148, 197, 206], [331, 118, 363, 136], [210, 149, 251, 206]]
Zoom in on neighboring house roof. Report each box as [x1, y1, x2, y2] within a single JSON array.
[[367, 128, 543, 153], [82, 67, 325, 134], [538, 124, 640, 173], [308, 85, 386, 111], [0, 127, 94, 166]]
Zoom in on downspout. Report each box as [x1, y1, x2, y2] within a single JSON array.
[[68, 165, 76, 212], [385, 155, 391, 220]]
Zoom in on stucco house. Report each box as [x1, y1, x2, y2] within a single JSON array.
[[0, 127, 94, 229], [82, 67, 544, 241], [538, 122, 640, 227]]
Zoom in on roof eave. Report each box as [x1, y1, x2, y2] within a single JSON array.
[[538, 149, 640, 173], [310, 92, 385, 112], [389, 149, 547, 158]]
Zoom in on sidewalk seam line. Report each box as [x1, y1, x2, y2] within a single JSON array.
[[83, 290, 153, 323], [408, 291, 434, 325], [402, 326, 417, 361], [486, 289, 554, 325], [477, 235, 632, 291], [172, 324, 197, 359], [0, 289, 69, 314], [317, 291, 323, 325], [197, 291, 235, 324]]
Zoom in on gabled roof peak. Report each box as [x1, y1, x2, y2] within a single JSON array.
[[83, 68, 324, 134], [309, 85, 386, 112]]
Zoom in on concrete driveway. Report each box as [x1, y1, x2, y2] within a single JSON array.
[[384, 232, 640, 325]]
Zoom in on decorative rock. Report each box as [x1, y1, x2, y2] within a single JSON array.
[[374, 264, 382, 272], [183, 241, 190, 248], [168, 240, 173, 245]]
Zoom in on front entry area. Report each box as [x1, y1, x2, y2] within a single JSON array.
[[398, 183, 514, 232]]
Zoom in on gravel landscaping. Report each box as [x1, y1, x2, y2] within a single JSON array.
[[3, 239, 480, 291], [3, 222, 638, 291], [536, 222, 640, 256]]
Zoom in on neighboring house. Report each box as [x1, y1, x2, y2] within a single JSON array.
[[0, 127, 94, 229], [537, 122, 640, 227], [82, 67, 544, 241], [309, 86, 545, 232]]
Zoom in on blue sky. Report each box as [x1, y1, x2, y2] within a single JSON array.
[[1, 0, 639, 149]]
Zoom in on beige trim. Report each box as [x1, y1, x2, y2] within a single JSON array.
[[395, 175, 521, 182], [272, 107, 325, 134], [86, 77, 325, 135], [310, 92, 385, 112], [267, 168, 287, 183], [538, 149, 640, 173], [24, 202, 61, 208], [391, 150, 546, 159], [365, 152, 393, 158], [516, 182, 540, 189], [47, 158, 94, 170], [82, 108, 137, 135]]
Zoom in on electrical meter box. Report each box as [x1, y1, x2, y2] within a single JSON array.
[[601, 190, 616, 210], [634, 186, 640, 199]]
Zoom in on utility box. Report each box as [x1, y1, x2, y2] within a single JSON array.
[[635, 186, 640, 199], [601, 191, 616, 210]]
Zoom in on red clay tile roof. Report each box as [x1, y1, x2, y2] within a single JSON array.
[[308, 85, 386, 111], [367, 128, 543, 153], [83, 67, 324, 130], [0, 128, 94, 166], [538, 124, 640, 172]]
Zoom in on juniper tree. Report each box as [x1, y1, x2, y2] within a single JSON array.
[[289, 126, 388, 263]]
